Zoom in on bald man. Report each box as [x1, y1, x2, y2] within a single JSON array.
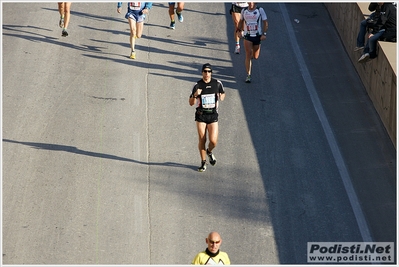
[[192, 232, 230, 265]]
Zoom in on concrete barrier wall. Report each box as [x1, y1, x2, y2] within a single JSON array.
[[325, 3, 397, 148]]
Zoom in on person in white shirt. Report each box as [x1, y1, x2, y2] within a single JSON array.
[[237, 2, 268, 83]]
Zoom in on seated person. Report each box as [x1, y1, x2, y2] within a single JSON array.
[[358, 2, 396, 63]]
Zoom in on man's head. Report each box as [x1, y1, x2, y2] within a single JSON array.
[[248, 2, 256, 8], [202, 63, 212, 79], [206, 231, 222, 254]]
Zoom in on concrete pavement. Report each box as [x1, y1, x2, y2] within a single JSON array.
[[2, 2, 396, 265]]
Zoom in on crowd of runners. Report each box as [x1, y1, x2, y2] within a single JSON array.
[[56, 2, 269, 172], [57, 2, 268, 81]]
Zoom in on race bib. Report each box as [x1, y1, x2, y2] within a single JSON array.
[[247, 23, 258, 34], [201, 94, 216, 109], [129, 2, 141, 10]]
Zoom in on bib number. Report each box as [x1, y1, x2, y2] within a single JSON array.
[[129, 2, 141, 10], [246, 23, 258, 35], [201, 94, 216, 109]]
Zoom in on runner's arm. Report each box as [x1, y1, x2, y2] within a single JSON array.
[[189, 85, 201, 106], [263, 19, 268, 35], [218, 81, 226, 101], [144, 2, 153, 9], [117, 2, 122, 13], [219, 93, 226, 101]]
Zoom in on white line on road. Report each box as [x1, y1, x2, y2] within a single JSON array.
[[279, 3, 373, 243]]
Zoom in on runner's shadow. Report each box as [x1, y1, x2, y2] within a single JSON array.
[[42, 7, 126, 24], [2, 139, 196, 170]]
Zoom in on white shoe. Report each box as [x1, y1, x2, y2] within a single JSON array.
[[234, 45, 240, 54], [358, 53, 370, 63]]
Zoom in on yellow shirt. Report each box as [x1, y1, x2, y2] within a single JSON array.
[[192, 250, 230, 265]]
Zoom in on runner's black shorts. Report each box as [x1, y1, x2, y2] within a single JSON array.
[[244, 34, 262, 46], [230, 4, 244, 14], [195, 111, 218, 124]]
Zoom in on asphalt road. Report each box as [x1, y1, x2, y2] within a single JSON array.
[[2, 2, 396, 265]]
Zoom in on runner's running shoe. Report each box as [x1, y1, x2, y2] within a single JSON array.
[[170, 21, 176, 29], [59, 17, 64, 28], [207, 149, 216, 166], [234, 45, 240, 54], [130, 51, 136, 59], [245, 75, 251, 83], [62, 30, 68, 37], [198, 160, 207, 172], [176, 11, 183, 22]]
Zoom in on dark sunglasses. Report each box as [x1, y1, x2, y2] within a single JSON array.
[[203, 70, 212, 73]]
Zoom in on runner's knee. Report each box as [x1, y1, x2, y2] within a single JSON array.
[[209, 138, 217, 148]]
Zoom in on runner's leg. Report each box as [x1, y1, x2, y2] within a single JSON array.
[[58, 2, 64, 28], [232, 12, 241, 44], [206, 122, 219, 153], [252, 44, 261, 59], [63, 2, 71, 29], [169, 3, 175, 21], [136, 21, 144, 38], [58, 2, 64, 17], [196, 121, 208, 161], [128, 18, 137, 51], [176, 2, 184, 13], [244, 39, 253, 75]]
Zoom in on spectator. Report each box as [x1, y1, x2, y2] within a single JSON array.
[[354, 4, 379, 51], [358, 2, 396, 63]]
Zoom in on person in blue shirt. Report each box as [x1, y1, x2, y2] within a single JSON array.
[[117, 2, 152, 59]]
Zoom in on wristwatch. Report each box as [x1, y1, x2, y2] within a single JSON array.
[[263, 32, 267, 36]]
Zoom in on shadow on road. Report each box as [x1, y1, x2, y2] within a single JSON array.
[[2, 139, 196, 171]]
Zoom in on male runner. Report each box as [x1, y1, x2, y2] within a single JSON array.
[[237, 2, 268, 83], [189, 63, 226, 172], [168, 2, 185, 29], [192, 232, 230, 265]]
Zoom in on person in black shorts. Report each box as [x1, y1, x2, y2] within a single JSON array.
[[189, 63, 226, 172], [230, 2, 248, 54], [237, 2, 268, 83]]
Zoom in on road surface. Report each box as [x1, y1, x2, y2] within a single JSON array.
[[2, 2, 396, 265]]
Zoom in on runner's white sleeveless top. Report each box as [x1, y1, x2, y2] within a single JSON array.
[[241, 6, 267, 37], [232, 2, 248, 8]]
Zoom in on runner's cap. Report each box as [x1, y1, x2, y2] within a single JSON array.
[[202, 63, 212, 72]]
